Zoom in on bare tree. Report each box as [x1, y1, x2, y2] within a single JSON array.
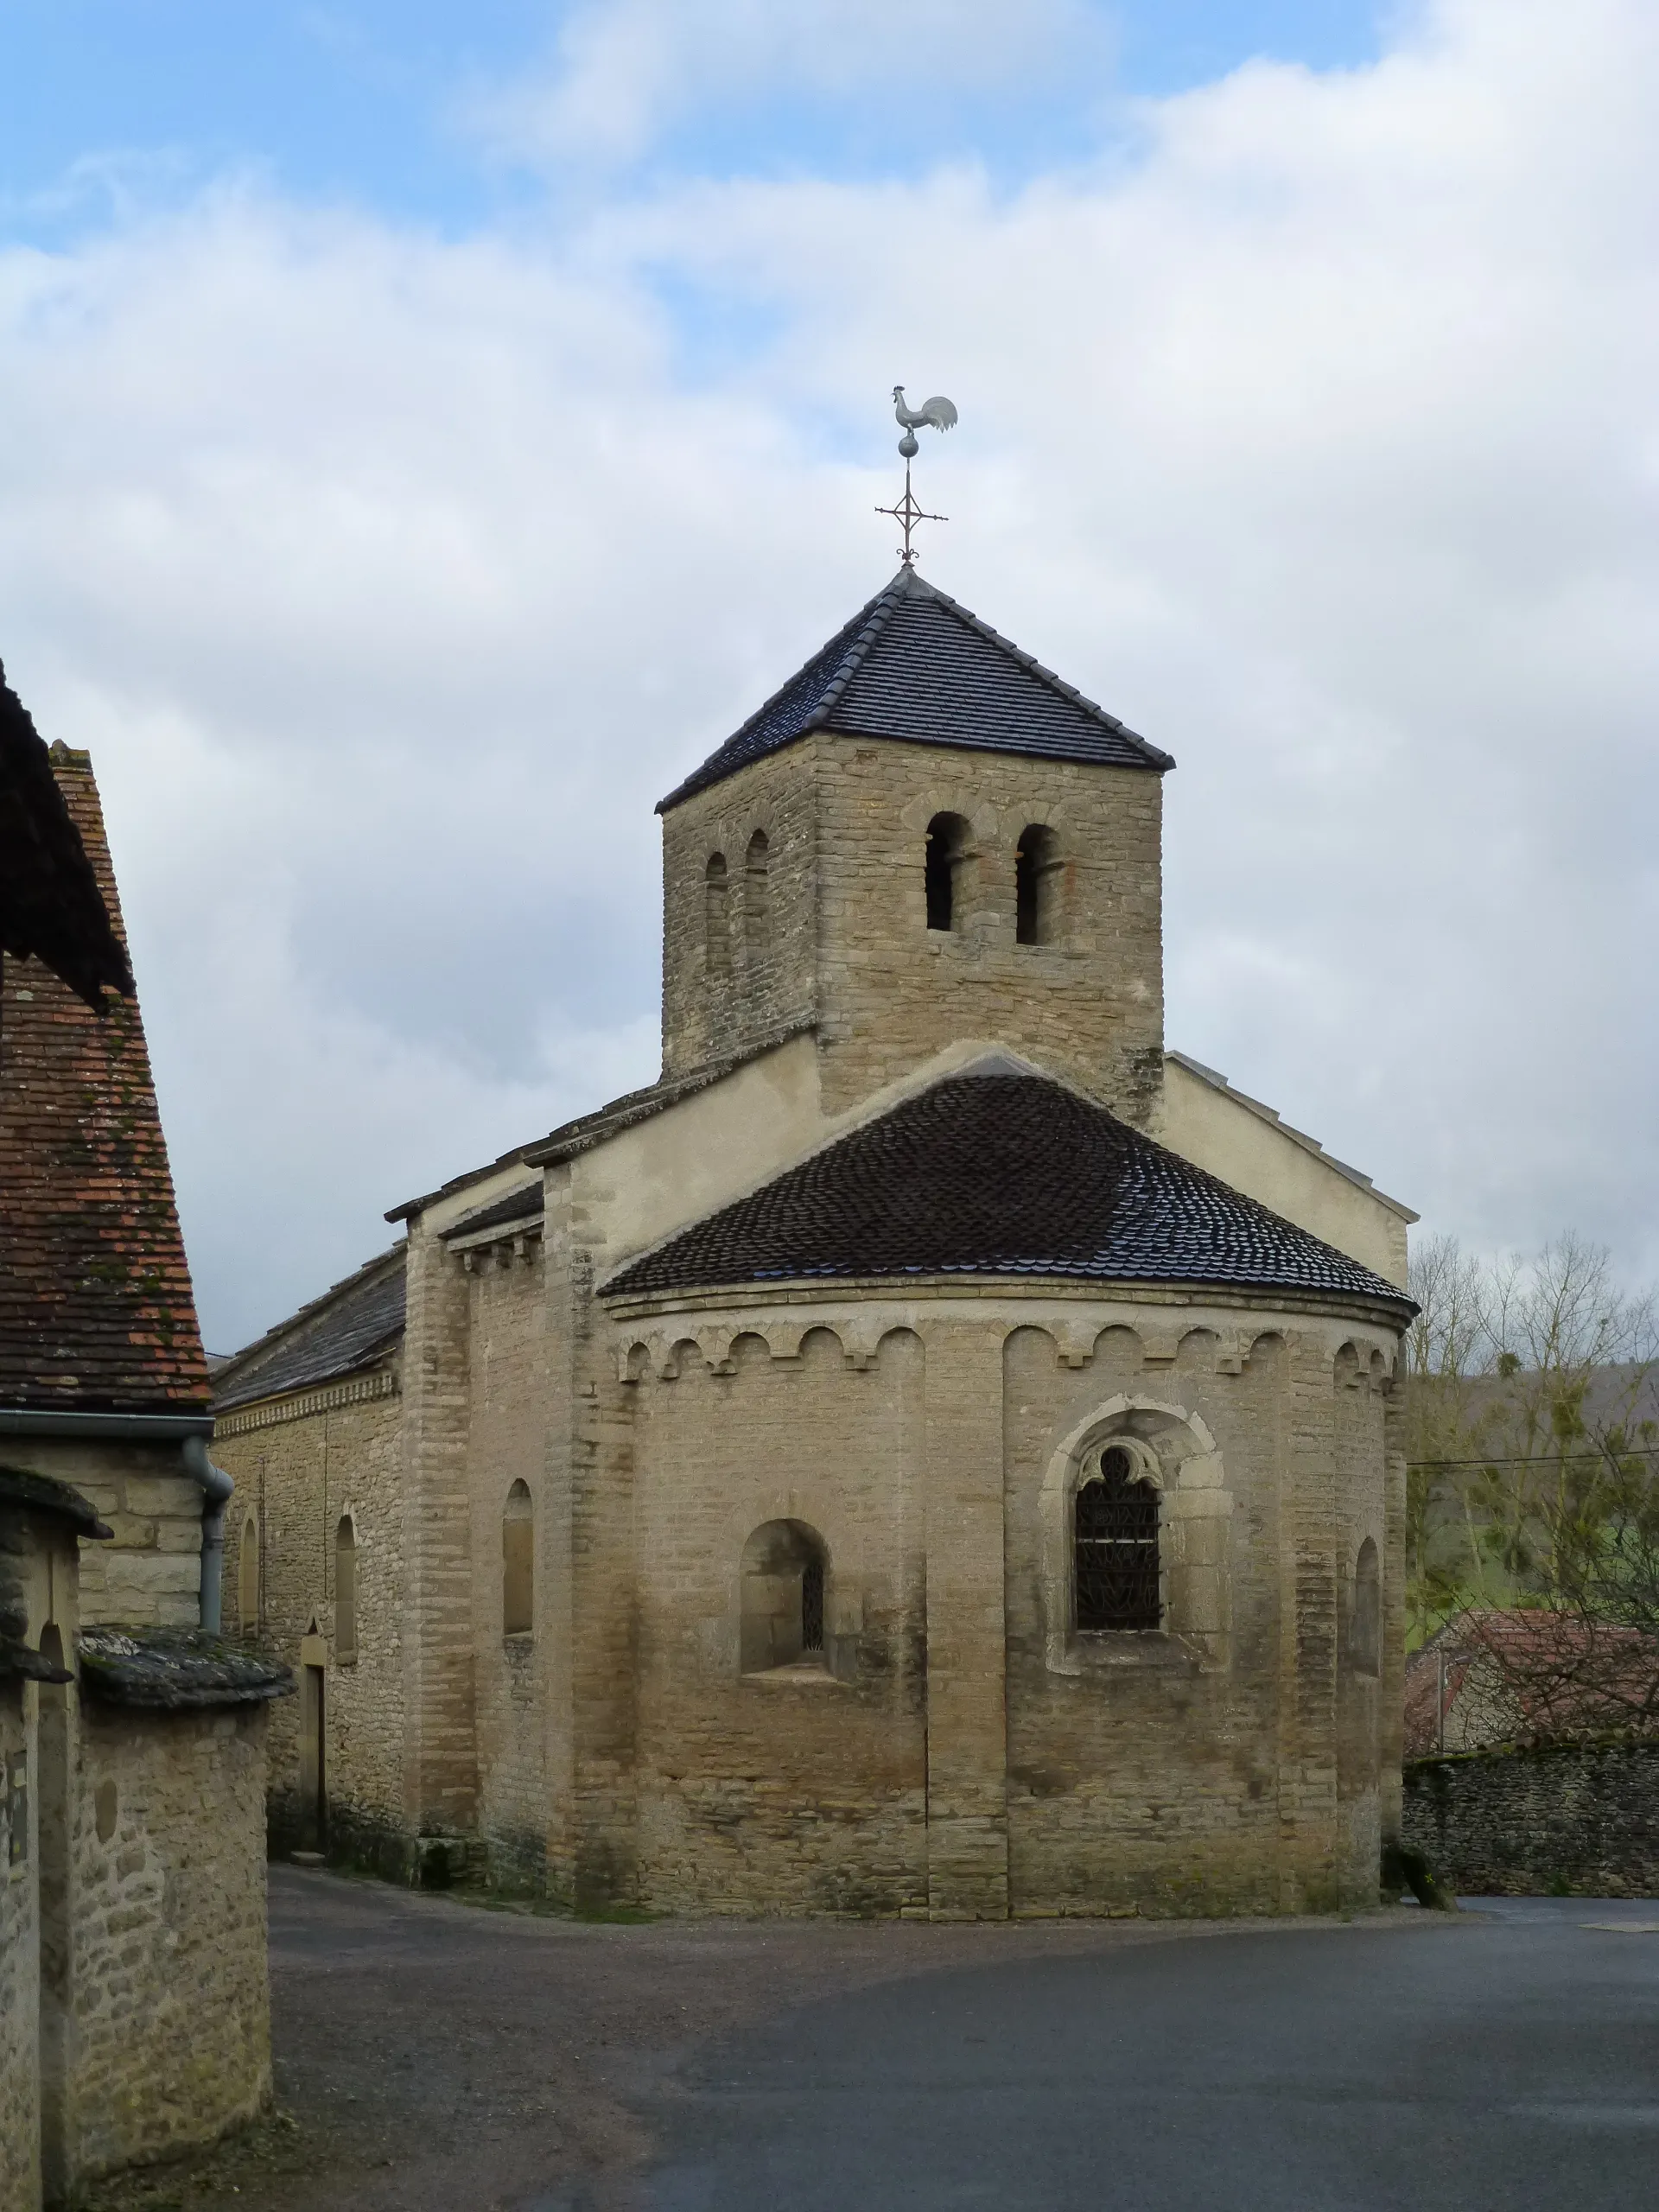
[[1406, 1235, 1659, 1738]]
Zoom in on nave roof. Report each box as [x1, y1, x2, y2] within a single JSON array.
[[213, 1245, 405, 1414]]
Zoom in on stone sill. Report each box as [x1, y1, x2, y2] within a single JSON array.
[[741, 1662, 847, 1688], [1047, 1631, 1219, 1678]]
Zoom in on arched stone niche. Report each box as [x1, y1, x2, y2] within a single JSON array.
[[1039, 1395, 1233, 1675], [615, 1315, 909, 1383]]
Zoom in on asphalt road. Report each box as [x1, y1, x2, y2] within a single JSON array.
[[620, 1898, 1659, 2212], [93, 1876, 1656, 2212]]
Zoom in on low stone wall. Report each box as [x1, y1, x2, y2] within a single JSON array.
[[1, 1686, 40, 2212], [1402, 1741, 1659, 1897], [70, 1700, 274, 2183]]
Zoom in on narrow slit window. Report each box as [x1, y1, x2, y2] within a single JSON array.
[[503, 1480, 534, 1636], [1351, 1538, 1381, 1675], [238, 1512, 259, 1632], [1075, 1446, 1161, 1631], [925, 812, 969, 931], [1015, 824, 1061, 945], [334, 1516, 356, 1662], [744, 830, 771, 965], [704, 854, 730, 979], [801, 1554, 824, 1654]]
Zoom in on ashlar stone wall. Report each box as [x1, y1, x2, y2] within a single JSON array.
[[661, 745, 820, 1074], [463, 1241, 550, 1887], [812, 737, 1165, 1122], [602, 1291, 1402, 1919], [660, 734, 1165, 1124], [1, 1438, 200, 1630], [215, 1375, 406, 1869], [626, 1324, 929, 1916]]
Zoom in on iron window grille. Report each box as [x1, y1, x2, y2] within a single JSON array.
[[1075, 1445, 1161, 1631]]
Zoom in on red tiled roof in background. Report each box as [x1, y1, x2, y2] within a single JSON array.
[[0, 745, 209, 1411], [0, 662, 133, 1004], [1406, 1609, 1659, 1755]]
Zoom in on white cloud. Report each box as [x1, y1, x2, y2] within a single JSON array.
[[3, 0, 1657, 1346], [464, 0, 1115, 167]]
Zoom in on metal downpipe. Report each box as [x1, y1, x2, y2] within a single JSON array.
[[181, 1433, 234, 1634]]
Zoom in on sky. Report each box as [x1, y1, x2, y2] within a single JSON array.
[[3, 0, 1656, 1352]]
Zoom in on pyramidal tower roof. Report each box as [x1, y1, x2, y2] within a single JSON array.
[[658, 566, 1173, 812]]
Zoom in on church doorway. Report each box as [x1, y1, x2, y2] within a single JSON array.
[[299, 1662, 327, 1850]]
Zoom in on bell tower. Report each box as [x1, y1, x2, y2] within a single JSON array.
[[656, 566, 1172, 1125]]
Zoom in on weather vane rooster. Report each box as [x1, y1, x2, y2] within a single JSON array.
[[878, 384, 959, 564]]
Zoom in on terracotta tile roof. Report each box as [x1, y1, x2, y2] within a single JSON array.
[[212, 1247, 405, 1414], [658, 568, 1173, 810], [0, 665, 132, 1005], [0, 747, 210, 1413], [602, 1065, 1415, 1308], [1406, 1610, 1659, 1755]]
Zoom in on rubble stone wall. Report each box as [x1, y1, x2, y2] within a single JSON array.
[[68, 1699, 272, 2183], [1402, 1741, 1659, 1897]]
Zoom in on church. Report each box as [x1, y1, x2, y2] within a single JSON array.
[[212, 560, 1416, 1919]]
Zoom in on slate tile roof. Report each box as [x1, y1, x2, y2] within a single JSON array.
[[213, 1249, 406, 1414], [658, 567, 1173, 811], [0, 664, 132, 1007], [603, 1069, 1414, 1310], [0, 1463, 115, 1540], [0, 747, 210, 1413], [77, 1624, 292, 1710], [443, 1181, 545, 1240]]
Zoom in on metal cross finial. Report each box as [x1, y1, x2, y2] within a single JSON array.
[[877, 385, 957, 565], [875, 462, 945, 567]]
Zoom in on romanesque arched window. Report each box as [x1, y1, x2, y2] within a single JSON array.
[[503, 1479, 534, 1636], [925, 812, 969, 931], [334, 1516, 357, 1662], [741, 1518, 829, 1672], [1015, 823, 1061, 946], [1351, 1537, 1381, 1676], [704, 853, 730, 979], [238, 1511, 259, 1633], [744, 830, 771, 966], [1075, 1444, 1161, 1631]]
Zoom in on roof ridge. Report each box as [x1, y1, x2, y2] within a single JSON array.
[[798, 568, 916, 733], [214, 1243, 405, 1380], [897, 577, 1173, 770], [662, 574, 908, 808]]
